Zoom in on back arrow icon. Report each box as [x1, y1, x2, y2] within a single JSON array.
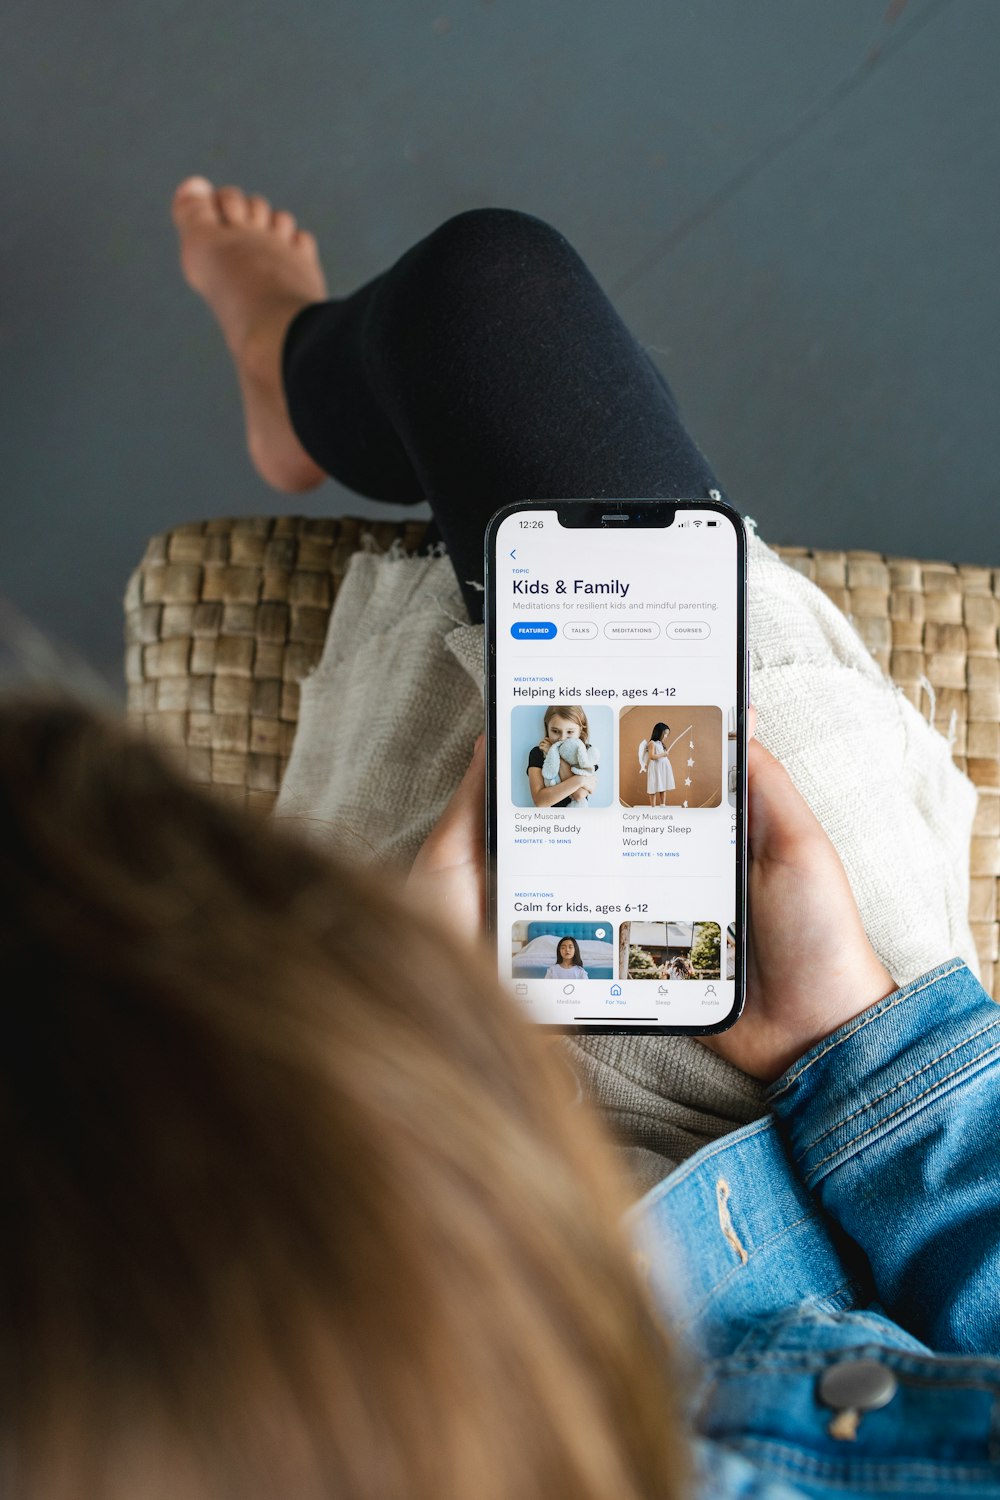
[[510, 549, 517, 559]]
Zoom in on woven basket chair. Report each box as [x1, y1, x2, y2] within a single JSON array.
[[124, 515, 1000, 1001]]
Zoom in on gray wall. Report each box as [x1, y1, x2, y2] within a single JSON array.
[[2, 0, 996, 694]]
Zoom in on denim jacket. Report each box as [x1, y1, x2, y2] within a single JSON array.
[[631, 959, 1000, 1498]]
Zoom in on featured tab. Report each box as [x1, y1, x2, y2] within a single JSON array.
[[511, 621, 558, 640]]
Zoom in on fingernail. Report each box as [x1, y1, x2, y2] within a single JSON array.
[[179, 176, 213, 196]]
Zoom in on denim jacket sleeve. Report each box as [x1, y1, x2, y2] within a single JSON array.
[[765, 958, 1000, 1355]]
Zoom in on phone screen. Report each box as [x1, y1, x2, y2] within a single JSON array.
[[486, 500, 747, 1034]]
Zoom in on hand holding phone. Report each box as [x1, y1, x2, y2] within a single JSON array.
[[700, 731, 898, 1083], [411, 707, 896, 1084]]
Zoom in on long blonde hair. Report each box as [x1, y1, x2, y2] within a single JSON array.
[[543, 702, 591, 746], [0, 697, 689, 1500]]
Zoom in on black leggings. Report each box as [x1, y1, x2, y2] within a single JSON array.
[[281, 208, 725, 622]]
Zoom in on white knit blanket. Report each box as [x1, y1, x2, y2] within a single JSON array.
[[273, 543, 485, 866], [275, 523, 979, 1180]]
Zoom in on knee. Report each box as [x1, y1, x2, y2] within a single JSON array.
[[426, 207, 574, 261], [402, 208, 582, 308], [367, 209, 589, 392]]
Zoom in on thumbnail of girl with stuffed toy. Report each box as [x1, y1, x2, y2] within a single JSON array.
[[525, 705, 599, 808]]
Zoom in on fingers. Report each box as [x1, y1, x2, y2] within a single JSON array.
[[748, 703, 757, 740]]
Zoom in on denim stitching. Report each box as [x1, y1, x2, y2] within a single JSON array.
[[807, 1277, 860, 1310], [788, 1307, 925, 1341], [718, 1343, 1000, 1379], [677, 1210, 817, 1329], [799, 1016, 1000, 1156], [802, 1039, 1000, 1181], [728, 1435, 1000, 1484], [769, 961, 967, 1100]]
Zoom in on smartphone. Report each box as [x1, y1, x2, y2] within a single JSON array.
[[485, 498, 748, 1035]]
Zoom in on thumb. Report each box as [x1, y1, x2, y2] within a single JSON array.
[[416, 734, 485, 865], [747, 738, 827, 864]]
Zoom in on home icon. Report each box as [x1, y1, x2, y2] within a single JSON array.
[[610, 984, 622, 997]]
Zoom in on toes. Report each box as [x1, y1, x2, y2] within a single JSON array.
[[246, 194, 272, 228], [216, 186, 250, 226], [294, 228, 317, 253], [172, 176, 219, 229], [272, 208, 297, 241]]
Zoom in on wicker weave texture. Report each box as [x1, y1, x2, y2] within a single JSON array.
[[125, 517, 1000, 999], [124, 516, 427, 811]]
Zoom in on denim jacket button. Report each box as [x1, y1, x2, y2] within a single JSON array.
[[818, 1358, 898, 1412]]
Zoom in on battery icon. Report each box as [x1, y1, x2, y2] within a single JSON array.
[[707, 521, 718, 527]]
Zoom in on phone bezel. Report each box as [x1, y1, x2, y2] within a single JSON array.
[[484, 497, 748, 1037]]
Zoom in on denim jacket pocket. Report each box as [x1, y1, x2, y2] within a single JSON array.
[[697, 1334, 1000, 1499]]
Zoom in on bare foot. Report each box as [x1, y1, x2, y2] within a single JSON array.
[[172, 176, 327, 492]]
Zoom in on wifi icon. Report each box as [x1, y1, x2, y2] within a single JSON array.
[[692, 519, 703, 528]]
